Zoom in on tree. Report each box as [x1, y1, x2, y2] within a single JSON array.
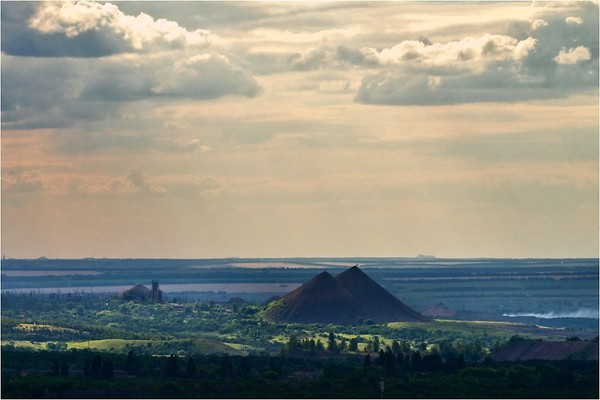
[[392, 340, 401, 356], [411, 351, 422, 371], [60, 360, 69, 377], [327, 331, 338, 352], [165, 355, 179, 378], [316, 339, 325, 351], [220, 354, 233, 380], [102, 359, 113, 379], [384, 346, 396, 374], [339, 338, 347, 351], [126, 349, 138, 375], [372, 336, 380, 352], [287, 335, 300, 352], [349, 337, 359, 352], [397, 352, 404, 368], [90, 355, 102, 378], [363, 354, 371, 368], [421, 352, 443, 372], [186, 357, 197, 378], [52, 359, 59, 376], [84, 359, 91, 377], [376, 349, 385, 365]]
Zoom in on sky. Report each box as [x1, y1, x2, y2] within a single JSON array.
[[1, 1, 598, 259]]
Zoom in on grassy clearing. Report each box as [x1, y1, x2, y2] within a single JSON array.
[[17, 323, 78, 333], [67, 339, 150, 351], [2, 340, 47, 350], [387, 319, 561, 341], [223, 342, 261, 352]]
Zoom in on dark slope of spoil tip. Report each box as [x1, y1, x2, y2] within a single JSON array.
[[263, 266, 427, 325], [262, 271, 360, 325], [335, 266, 427, 323]]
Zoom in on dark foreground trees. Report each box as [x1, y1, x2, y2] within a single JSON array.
[[2, 348, 598, 398]]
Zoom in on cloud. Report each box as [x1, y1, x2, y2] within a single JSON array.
[[0, 53, 124, 130], [355, 2, 598, 105], [54, 131, 213, 155], [1, 2, 129, 58], [127, 168, 145, 188], [75, 168, 169, 195], [2, 168, 44, 194], [76, 53, 261, 102], [565, 16, 584, 25], [362, 34, 537, 73], [530, 19, 548, 30], [1, 1, 262, 130], [152, 53, 262, 98], [26, 1, 215, 54], [554, 46, 592, 65], [0, 0, 211, 58]]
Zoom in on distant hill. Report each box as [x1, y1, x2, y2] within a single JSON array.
[[116, 281, 163, 303], [490, 340, 599, 362], [263, 266, 426, 325], [422, 302, 456, 318]]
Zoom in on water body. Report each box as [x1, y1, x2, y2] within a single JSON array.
[[1, 282, 301, 295], [1, 270, 101, 277]]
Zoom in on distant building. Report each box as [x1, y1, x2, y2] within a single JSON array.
[[150, 280, 163, 303]]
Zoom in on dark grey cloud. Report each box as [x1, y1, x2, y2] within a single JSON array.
[[152, 53, 262, 99], [1, 55, 121, 129], [355, 61, 597, 106], [355, 2, 598, 105], [336, 45, 379, 68], [1, 1, 262, 130], [1, 2, 133, 58]]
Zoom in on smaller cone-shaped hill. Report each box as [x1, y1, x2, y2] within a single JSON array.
[[116, 284, 151, 302], [262, 271, 360, 324], [422, 302, 455, 317], [263, 266, 426, 325], [335, 266, 427, 323]]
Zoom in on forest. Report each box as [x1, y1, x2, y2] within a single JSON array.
[[1, 290, 598, 398], [3, 347, 598, 398]]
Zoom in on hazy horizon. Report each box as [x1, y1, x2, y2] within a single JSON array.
[[2, 1, 598, 259]]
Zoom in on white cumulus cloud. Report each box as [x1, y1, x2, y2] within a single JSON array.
[[362, 34, 537, 74], [28, 0, 215, 51], [554, 46, 592, 65], [530, 19, 548, 30], [565, 16, 584, 25]]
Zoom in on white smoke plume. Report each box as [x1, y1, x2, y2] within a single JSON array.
[[503, 308, 599, 319]]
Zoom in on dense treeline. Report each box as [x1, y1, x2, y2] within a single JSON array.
[[2, 348, 597, 398], [2, 291, 598, 398], [0, 292, 506, 354]]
